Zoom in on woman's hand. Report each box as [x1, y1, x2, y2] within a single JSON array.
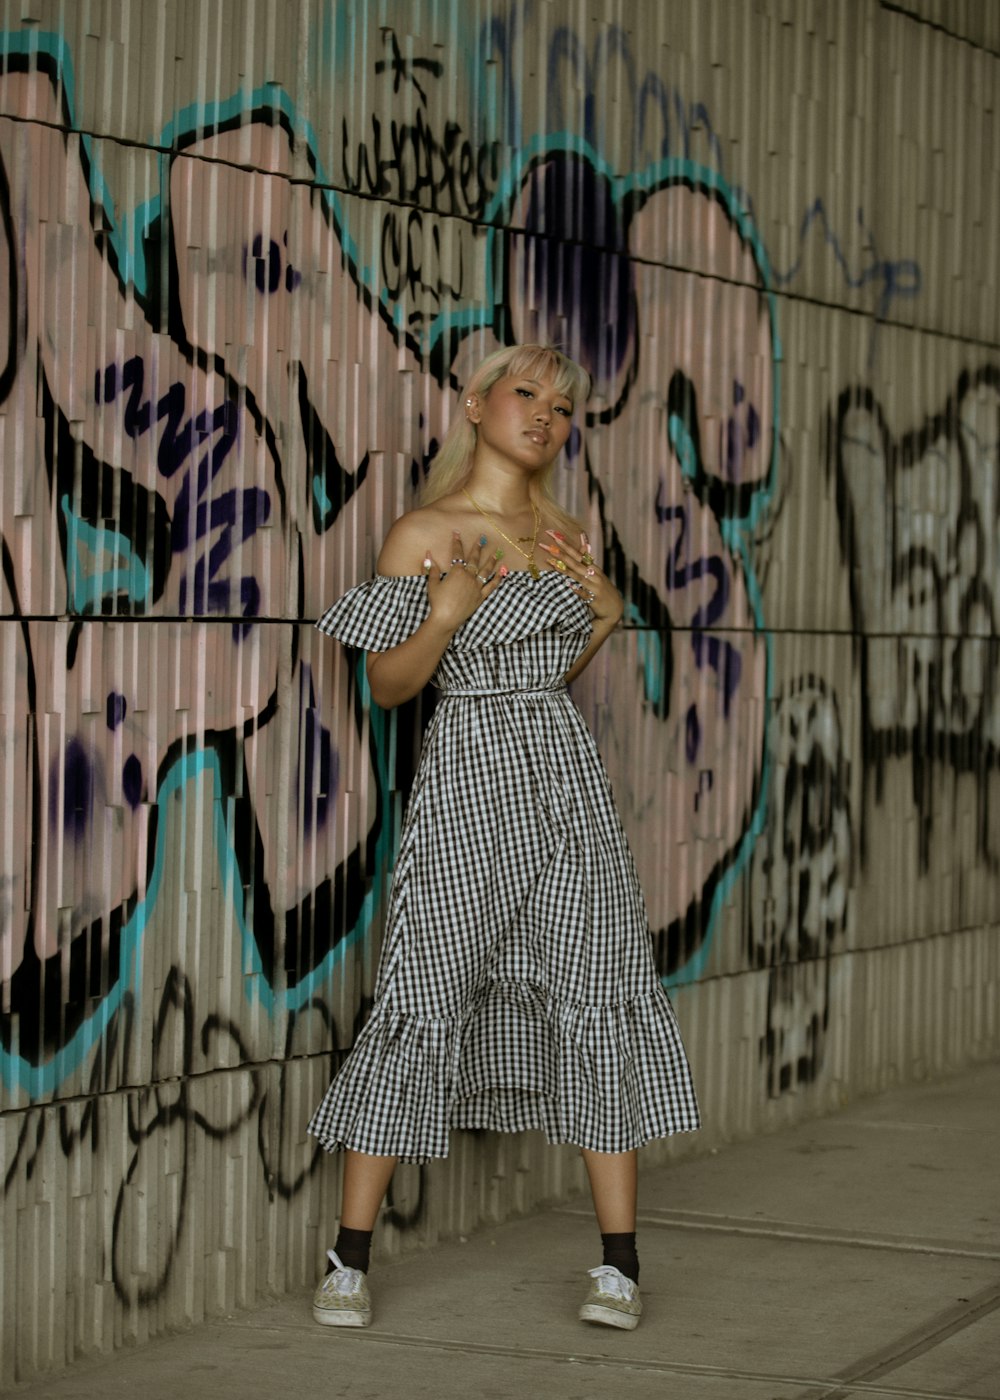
[[540, 530, 624, 625], [424, 531, 503, 633]]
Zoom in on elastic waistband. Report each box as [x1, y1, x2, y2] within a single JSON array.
[[437, 684, 568, 700]]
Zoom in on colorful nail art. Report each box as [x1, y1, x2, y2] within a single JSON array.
[[498, 564, 510, 578], [546, 529, 566, 541], [479, 534, 488, 547]]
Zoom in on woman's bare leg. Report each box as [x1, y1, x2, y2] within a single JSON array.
[[340, 1150, 398, 1230], [580, 1148, 638, 1232]]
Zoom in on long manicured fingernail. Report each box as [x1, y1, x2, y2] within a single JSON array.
[[546, 529, 566, 541], [498, 564, 510, 578], [539, 542, 559, 555], [479, 534, 487, 547]]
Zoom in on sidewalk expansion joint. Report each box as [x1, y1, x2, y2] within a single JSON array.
[[314, 1325, 993, 1399], [782, 1280, 1000, 1400], [555, 1206, 1000, 1260]]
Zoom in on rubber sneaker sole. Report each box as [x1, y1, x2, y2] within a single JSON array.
[[312, 1304, 371, 1328], [579, 1301, 641, 1330]]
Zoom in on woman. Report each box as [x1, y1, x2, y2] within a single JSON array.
[[308, 344, 699, 1331]]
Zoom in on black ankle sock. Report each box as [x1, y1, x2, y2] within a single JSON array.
[[601, 1231, 639, 1284], [334, 1225, 372, 1274]]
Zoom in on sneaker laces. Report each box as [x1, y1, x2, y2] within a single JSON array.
[[322, 1249, 364, 1295], [587, 1264, 635, 1299]]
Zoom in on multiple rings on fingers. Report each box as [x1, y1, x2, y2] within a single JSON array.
[[451, 556, 467, 567], [584, 565, 597, 578], [476, 572, 489, 585]]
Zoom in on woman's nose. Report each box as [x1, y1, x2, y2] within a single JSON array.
[[534, 404, 550, 422]]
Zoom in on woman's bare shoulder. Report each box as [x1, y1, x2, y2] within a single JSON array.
[[376, 504, 456, 575]]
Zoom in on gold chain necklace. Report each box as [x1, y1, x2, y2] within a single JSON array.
[[462, 489, 542, 579]]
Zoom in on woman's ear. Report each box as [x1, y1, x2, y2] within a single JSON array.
[[465, 394, 481, 423]]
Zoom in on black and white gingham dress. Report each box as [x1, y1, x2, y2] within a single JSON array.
[[308, 571, 699, 1163]]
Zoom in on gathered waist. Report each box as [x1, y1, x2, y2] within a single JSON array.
[[436, 683, 569, 700]]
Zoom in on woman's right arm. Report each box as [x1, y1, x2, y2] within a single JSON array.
[[365, 514, 497, 708], [366, 613, 459, 708]]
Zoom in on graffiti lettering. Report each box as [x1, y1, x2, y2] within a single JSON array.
[[96, 355, 269, 631], [834, 367, 1000, 869], [96, 356, 236, 482], [773, 200, 922, 324], [749, 681, 852, 1097], [380, 208, 464, 308], [342, 108, 500, 219], [374, 27, 444, 105], [655, 484, 742, 713]]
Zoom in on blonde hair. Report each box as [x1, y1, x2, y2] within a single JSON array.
[[421, 345, 591, 532]]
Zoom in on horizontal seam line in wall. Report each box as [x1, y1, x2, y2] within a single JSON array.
[[0, 1049, 332, 1116], [2, 943, 993, 1117], [879, 0, 1000, 62], [2, 114, 999, 355], [7, 616, 1000, 644], [555, 1205, 1000, 1259]]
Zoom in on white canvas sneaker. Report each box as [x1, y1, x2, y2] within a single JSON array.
[[312, 1249, 372, 1328], [578, 1264, 642, 1329]]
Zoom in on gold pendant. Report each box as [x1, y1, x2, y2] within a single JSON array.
[[529, 560, 540, 580]]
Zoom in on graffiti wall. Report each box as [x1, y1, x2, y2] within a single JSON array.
[[1, 0, 998, 1380]]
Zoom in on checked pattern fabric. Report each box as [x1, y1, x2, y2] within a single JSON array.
[[308, 571, 700, 1163]]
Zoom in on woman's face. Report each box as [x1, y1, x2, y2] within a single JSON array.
[[470, 370, 574, 470]]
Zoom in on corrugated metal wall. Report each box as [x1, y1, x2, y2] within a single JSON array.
[[1, 0, 998, 1381]]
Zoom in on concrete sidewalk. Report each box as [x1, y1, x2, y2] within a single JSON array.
[[12, 1064, 1000, 1400]]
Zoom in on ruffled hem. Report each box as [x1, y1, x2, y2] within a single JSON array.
[[306, 984, 700, 1165]]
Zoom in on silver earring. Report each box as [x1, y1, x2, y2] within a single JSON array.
[[466, 399, 472, 406]]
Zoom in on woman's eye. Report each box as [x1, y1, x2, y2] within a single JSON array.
[[555, 405, 572, 417], [516, 387, 533, 398]]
